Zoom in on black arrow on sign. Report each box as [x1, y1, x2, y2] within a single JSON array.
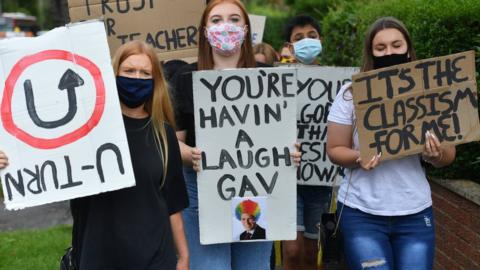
[[24, 69, 84, 129]]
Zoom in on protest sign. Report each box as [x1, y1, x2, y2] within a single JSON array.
[[193, 67, 297, 244], [249, 14, 266, 45], [352, 51, 480, 161], [68, 0, 205, 61], [0, 20, 135, 210], [297, 66, 359, 186]]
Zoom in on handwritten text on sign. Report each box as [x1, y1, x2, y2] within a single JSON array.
[[296, 66, 358, 186], [0, 21, 135, 210], [352, 51, 480, 161], [193, 68, 297, 244], [68, 0, 205, 60]]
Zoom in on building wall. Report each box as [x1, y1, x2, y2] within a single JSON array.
[[431, 181, 480, 270]]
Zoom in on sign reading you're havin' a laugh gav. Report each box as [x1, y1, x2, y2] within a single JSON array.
[[193, 67, 297, 244], [0, 21, 135, 210]]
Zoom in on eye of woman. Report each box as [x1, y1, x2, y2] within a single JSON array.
[[210, 16, 222, 24], [393, 41, 403, 48], [374, 45, 385, 51], [229, 15, 241, 23]]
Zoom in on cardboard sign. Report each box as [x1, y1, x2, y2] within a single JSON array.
[[249, 14, 266, 45], [297, 66, 359, 186], [352, 51, 480, 161], [193, 67, 297, 244], [0, 21, 135, 210], [68, 0, 205, 61]]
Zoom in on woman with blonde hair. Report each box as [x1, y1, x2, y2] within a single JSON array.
[[0, 40, 190, 270], [69, 40, 189, 269]]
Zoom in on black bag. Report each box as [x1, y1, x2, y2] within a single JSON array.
[[59, 247, 76, 270], [320, 213, 343, 262]]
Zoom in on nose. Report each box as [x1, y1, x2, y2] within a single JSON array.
[[385, 46, 393, 55], [135, 71, 141, 79]]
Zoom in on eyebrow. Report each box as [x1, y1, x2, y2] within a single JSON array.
[[209, 13, 241, 19]]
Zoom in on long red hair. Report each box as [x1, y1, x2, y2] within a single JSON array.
[[197, 0, 256, 70]]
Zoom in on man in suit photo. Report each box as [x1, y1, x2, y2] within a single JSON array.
[[236, 199, 266, 241]]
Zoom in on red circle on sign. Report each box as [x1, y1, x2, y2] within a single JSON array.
[[1, 50, 105, 149]]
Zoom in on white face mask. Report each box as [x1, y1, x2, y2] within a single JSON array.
[[293, 38, 322, 64], [206, 23, 246, 56]]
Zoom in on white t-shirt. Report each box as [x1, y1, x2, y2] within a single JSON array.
[[327, 83, 432, 216]]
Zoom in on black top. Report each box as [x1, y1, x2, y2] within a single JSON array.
[[70, 115, 189, 270], [171, 62, 271, 147]]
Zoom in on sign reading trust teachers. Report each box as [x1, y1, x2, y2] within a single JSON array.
[[193, 68, 297, 244], [0, 21, 135, 210]]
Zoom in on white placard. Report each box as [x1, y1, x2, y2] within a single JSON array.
[[296, 66, 359, 186], [0, 20, 135, 210], [194, 67, 297, 244], [249, 14, 266, 45]]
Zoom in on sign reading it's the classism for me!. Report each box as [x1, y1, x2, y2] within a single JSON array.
[[0, 21, 135, 210], [193, 67, 297, 244], [352, 51, 480, 162]]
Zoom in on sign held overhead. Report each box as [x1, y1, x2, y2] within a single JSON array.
[[68, 0, 205, 61]]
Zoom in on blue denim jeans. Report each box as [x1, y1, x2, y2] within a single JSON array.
[[296, 185, 332, 239], [182, 167, 272, 270], [337, 203, 435, 270]]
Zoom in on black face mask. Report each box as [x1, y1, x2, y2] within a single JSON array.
[[373, 53, 410, 69]]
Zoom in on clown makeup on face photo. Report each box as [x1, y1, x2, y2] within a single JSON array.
[[232, 197, 267, 241]]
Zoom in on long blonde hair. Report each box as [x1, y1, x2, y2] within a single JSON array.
[[112, 41, 176, 185]]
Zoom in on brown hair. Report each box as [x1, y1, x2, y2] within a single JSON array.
[[253, 42, 279, 65], [361, 17, 417, 72], [197, 0, 256, 70], [112, 40, 176, 184]]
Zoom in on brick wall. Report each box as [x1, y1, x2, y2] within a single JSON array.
[[431, 181, 480, 269]]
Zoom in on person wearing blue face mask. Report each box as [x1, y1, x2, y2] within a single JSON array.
[[282, 14, 331, 270], [69, 41, 190, 270], [0, 41, 189, 269], [285, 15, 323, 66]]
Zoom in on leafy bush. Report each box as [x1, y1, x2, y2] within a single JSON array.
[[246, 2, 290, 51], [321, 0, 480, 181]]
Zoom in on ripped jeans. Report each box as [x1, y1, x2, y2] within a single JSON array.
[[338, 203, 435, 270]]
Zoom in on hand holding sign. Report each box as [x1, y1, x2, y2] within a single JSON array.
[[0, 150, 8, 169], [352, 51, 480, 162], [191, 147, 202, 172]]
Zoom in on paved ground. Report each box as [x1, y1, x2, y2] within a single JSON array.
[[0, 201, 72, 232]]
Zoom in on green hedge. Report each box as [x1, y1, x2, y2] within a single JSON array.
[[321, 0, 480, 181], [249, 0, 480, 181]]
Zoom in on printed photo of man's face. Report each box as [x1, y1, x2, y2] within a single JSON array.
[[241, 213, 256, 231]]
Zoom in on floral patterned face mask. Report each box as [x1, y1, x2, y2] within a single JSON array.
[[206, 23, 246, 56]]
